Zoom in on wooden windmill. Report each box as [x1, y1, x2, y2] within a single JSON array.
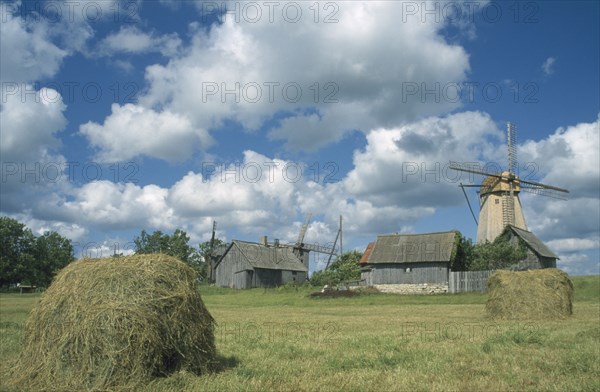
[[450, 122, 569, 243], [207, 220, 218, 282], [292, 213, 340, 270]]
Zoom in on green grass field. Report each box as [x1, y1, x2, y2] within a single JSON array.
[[1, 276, 599, 391]]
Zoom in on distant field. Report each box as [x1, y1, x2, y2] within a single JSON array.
[[1, 275, 599, 391]]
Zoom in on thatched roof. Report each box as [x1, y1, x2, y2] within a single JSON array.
[[362, 231, 457, 264], [221, 240, 308, 272], [506, 225, 559, 259]]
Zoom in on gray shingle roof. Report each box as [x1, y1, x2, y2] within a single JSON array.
[[232, 241, 308, 272], [507, 226, 559, 259], [365, 231, 457, 264]]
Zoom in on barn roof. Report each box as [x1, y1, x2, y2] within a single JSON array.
[[363, 231, 457, 264], [359, 242, 375, 264], [506, 226, 559, 259], [229, 240, 308, 272]]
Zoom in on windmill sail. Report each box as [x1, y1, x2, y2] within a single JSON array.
[[449, 122, 569, 243], [507, 122, 518, 175], [296, 213, 312, 246], [520, 184, 569, 200], [505, 122, 517, 226]]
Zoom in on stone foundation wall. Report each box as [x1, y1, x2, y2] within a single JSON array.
[[373, 283, 448, 294]]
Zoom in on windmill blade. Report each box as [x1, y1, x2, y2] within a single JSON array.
[[507, 122, 518, 175], [520, 184, 569, 200], [517, 178, 569, 194], [449, 162, 505, 179], [301, 242, 335, 254], [296, 213, 313, 245], [505, 122, 517, 226], [209, 220, 217, 252]]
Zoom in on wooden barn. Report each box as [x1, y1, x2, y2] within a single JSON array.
[[360, 231, 456, 286], [502, 225, 559, 270], [215, 239, 308, 289]]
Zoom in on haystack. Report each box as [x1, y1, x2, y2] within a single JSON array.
[[486, 268, 573, 320], [10, 254, 216, 391]]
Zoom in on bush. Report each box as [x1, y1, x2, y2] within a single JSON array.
[[310, 251, 362, 286]]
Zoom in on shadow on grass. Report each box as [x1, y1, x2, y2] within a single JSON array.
[[212, 353, 241, 372], [148, 354, 241, 389]]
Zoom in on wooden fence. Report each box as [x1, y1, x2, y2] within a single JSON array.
[[448, 270, 495, 293]]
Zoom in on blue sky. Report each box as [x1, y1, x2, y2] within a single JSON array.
[[1, 0, 598, 275]]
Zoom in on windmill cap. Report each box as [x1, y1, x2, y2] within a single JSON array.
[[481, 172, 521, 195]]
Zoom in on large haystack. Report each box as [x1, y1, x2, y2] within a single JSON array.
[[486, 268, 573, 320], [10, 254, 216, 391]]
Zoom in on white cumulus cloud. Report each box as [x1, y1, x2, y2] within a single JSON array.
[[0, 12, 67, 83], [80, 103, 212, 162], [97, 26, 182, 57], [518, 116, 599, 263], [342, 111, 503, 208], [84, 1, 472, 160]]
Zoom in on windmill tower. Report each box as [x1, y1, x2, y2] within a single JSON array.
[[451, 122, 569, 243]]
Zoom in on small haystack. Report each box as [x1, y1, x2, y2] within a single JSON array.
[[10, 254, 216, 391], [486, 268, 573, 320]]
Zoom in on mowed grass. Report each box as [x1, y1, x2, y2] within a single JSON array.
[[1, 276, 599, 391]]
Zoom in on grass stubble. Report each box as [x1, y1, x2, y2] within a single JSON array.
[[1, 275, 598, 391]]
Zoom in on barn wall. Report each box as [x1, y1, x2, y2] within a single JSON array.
[[215, 257, 234, 288], [514, 249, 553, 270], [249, 269, 307, 287], [253, 268, 281, 287], [541, 256, 557, 268], [216, 245, 252, 288], [281, 270, 307, 285], [361, 269, 373, 286], [508, 233, 557, 270], [369, 262, 448, 284], [293, 248, 310, 270], [231, 270, 252, 289]]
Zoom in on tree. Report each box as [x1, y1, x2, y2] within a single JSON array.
[[310, 250, 363, 286], [168, 229, 197, 264], [33, 232, 75, 287], [0, 216, 74, 287], [133, 229, 201, 273], [0, 216, 36, 286], [134, 230, 170, 254], [467, 233, 527, 271], [449, 230, 471, 271]]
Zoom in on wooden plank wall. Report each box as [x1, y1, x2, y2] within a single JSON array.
[[216, 245, 252, 288], [448, 270, 495, 293], [369, 263, 448, 284]]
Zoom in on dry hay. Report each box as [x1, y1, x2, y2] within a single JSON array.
[[486, 268, 573, 320], [9, 254, 216, 391]]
